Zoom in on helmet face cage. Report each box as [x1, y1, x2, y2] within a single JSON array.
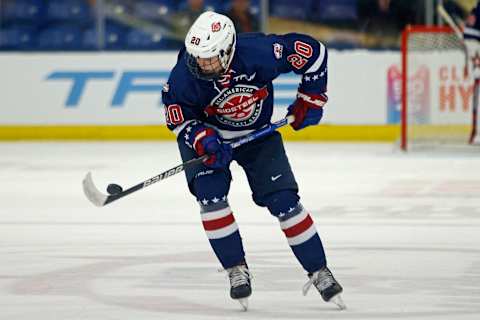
[[185, 52, 222, 81], [184, 12, 237, 81], [185, 35, 236, 81]]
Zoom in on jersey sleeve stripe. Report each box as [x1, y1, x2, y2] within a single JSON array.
[[305, 42, 326, 74], [172, 120, 194, 136]]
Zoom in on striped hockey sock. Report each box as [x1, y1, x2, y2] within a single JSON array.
[[200, 201, 245, 269], [278, 203, 327, 273]]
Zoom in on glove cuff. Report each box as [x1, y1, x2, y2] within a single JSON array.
[[297, 91, 328, 108], [192, 127, 217, 156]]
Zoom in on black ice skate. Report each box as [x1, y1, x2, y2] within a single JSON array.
[[302, 267, 346, 310], [226, 262, 252, 311]]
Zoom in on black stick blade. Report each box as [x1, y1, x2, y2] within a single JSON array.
[[83, 172, 108, 207]]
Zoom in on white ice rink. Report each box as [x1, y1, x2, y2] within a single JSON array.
[[1, 142, 479, 320]]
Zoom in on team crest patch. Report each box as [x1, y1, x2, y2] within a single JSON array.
[[211, 22, 221, 32], [210, 85, 264, 127], [273, 43, 283, 59]]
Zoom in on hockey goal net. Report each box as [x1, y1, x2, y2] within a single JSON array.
[[401, 25, 479, 151]]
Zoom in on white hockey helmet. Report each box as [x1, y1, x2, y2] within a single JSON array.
[[184, 11, 236, 80]]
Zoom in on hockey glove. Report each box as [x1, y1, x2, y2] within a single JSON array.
[[190, 125, 232, 169], [287, 91, 327, 131]]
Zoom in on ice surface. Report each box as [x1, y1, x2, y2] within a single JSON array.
[[1, 142, 479, 320]]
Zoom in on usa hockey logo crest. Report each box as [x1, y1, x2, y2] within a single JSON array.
[[211, 22, 221, 32], [210, 85, 266, 127]]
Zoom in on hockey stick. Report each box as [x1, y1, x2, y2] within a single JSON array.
[[437, 3, 469, 76], [469, 79, 479, 144], [438, 3, 479, 143], [83, 115, 295, 207], [437, 3, 463, 38]]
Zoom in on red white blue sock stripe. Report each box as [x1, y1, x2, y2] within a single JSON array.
[[201, 206, 238, 240], [280, 207, 317, 246]]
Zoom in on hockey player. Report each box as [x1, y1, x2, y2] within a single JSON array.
[[162, 11, 345, 310], [463, 1, 480, 143]]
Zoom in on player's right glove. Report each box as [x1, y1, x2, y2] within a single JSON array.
[[287, 91, 327, 131], [188, 124, 232, 169]]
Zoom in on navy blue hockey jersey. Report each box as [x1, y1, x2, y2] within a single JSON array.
[[162, 32, 328, 139]]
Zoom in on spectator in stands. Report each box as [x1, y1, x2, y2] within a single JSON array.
[[173, 0, 207, 37], [358, 0, 413, 36], [442, 0, 468, 24], [357, 0, 419, 47], [226, 0, 259, 33], [182, 0, 206, 26]]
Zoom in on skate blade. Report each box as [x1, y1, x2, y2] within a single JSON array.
[[238, 298, 249, 311], [330, 294, 346, 310]]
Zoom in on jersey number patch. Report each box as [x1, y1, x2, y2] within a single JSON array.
[[287, 41, 313, 70], [190, 37, 200, 45], [165, 104, 184, 125]]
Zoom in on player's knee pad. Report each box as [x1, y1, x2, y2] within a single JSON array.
[[192, 170, 230, 210], [263, 189, 300, 217]]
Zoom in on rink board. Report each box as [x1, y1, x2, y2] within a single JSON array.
[[0, 49, 459, 141], [0, 124, 399, 141]]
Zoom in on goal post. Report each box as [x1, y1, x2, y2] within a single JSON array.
[[400, 25, 479, 151]]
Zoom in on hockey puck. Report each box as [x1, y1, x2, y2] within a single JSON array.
[[106, 183, 123, 195]]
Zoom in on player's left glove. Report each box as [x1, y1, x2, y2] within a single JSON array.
[[189, 125, 232, 169], [287, 91, 327, 131]]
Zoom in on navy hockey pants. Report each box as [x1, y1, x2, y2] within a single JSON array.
[[177, 131, 327, 273]]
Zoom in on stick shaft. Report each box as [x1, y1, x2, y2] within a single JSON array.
[[104, 154, 208, 205], [84, 116, 294, 206], [437, 4, 463, 39]]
